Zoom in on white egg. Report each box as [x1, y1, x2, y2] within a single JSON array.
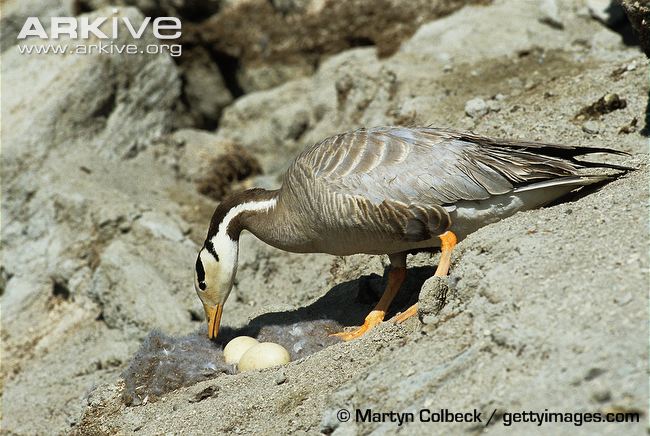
[[223, 336, 259, 365], [237, 342, 291, 372]]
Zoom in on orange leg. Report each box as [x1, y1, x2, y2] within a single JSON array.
[[331, 266, 407, 341], [393, 231, 457, 324]]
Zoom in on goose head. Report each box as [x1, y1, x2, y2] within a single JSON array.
[[194, 238, 238, 339], [195, 188, 279, 339]]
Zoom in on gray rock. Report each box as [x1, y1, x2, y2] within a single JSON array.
[[587, 0, 626, 26], [89, 238, 194, 331], [620, 0, 650, 56], [582, 120, 600, 134], [1, 7, 196, 434], [400, 0, 572, 62], [169, 129, 234, 182], [199, 0, 485, 91], [539, 0, 564, 29], [464, 97, 490, 118], [319, 408, 342, 434], [274, 371, 287, 385], [417, 276, 449, 319], [591, 388, 612, 402], [135, 211, 186, 242], [271, 0, 311, 15], [237, 61, 315, 93], [179, 46, 233, 128], [0, 0, 74, 52], [3, 7, 181, 168], [487, 98, 503, 112], [216, 76, 318, 173]]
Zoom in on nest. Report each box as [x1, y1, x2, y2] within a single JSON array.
[[196, 146, 262, 201], [121, 319, 342, 406]]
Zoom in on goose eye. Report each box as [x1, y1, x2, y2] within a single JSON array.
[[199, 281, 207, 291]]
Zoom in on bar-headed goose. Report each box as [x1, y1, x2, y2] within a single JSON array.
[[194, 127, 628, 340]]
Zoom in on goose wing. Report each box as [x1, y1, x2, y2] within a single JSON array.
[[291, 126, 619, 207]]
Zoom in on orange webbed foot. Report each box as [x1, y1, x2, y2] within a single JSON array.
[[330, 310, 385, 341]]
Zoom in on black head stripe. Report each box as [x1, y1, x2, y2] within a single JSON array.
[[205, 240, 219, 262], [195, 255, 206, 288]]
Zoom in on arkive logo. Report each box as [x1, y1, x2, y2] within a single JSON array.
[[17, 10, 181, 40]]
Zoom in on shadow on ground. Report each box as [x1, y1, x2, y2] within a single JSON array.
[[218, 264, 437, 343], [121, 264, 437, 405]]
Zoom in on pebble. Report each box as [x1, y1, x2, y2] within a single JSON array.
[[614, 292, 632, 306], [584, 367, 607, 381], [275, 371, 287, 385], [591, 389, 612, 402], [320, 409, 342, 433], [487, 99, 502, 112], [524, 79, 537, 90], [582, 121, 600, 134], [465, 98, 489, 118]]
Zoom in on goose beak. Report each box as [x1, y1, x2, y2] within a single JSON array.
[[205, 304, 223, 340]]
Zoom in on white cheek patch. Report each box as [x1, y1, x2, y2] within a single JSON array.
[[199, 249, 220, 290]]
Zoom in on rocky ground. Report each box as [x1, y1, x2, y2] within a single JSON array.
[[1, 0, 648, 435]]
